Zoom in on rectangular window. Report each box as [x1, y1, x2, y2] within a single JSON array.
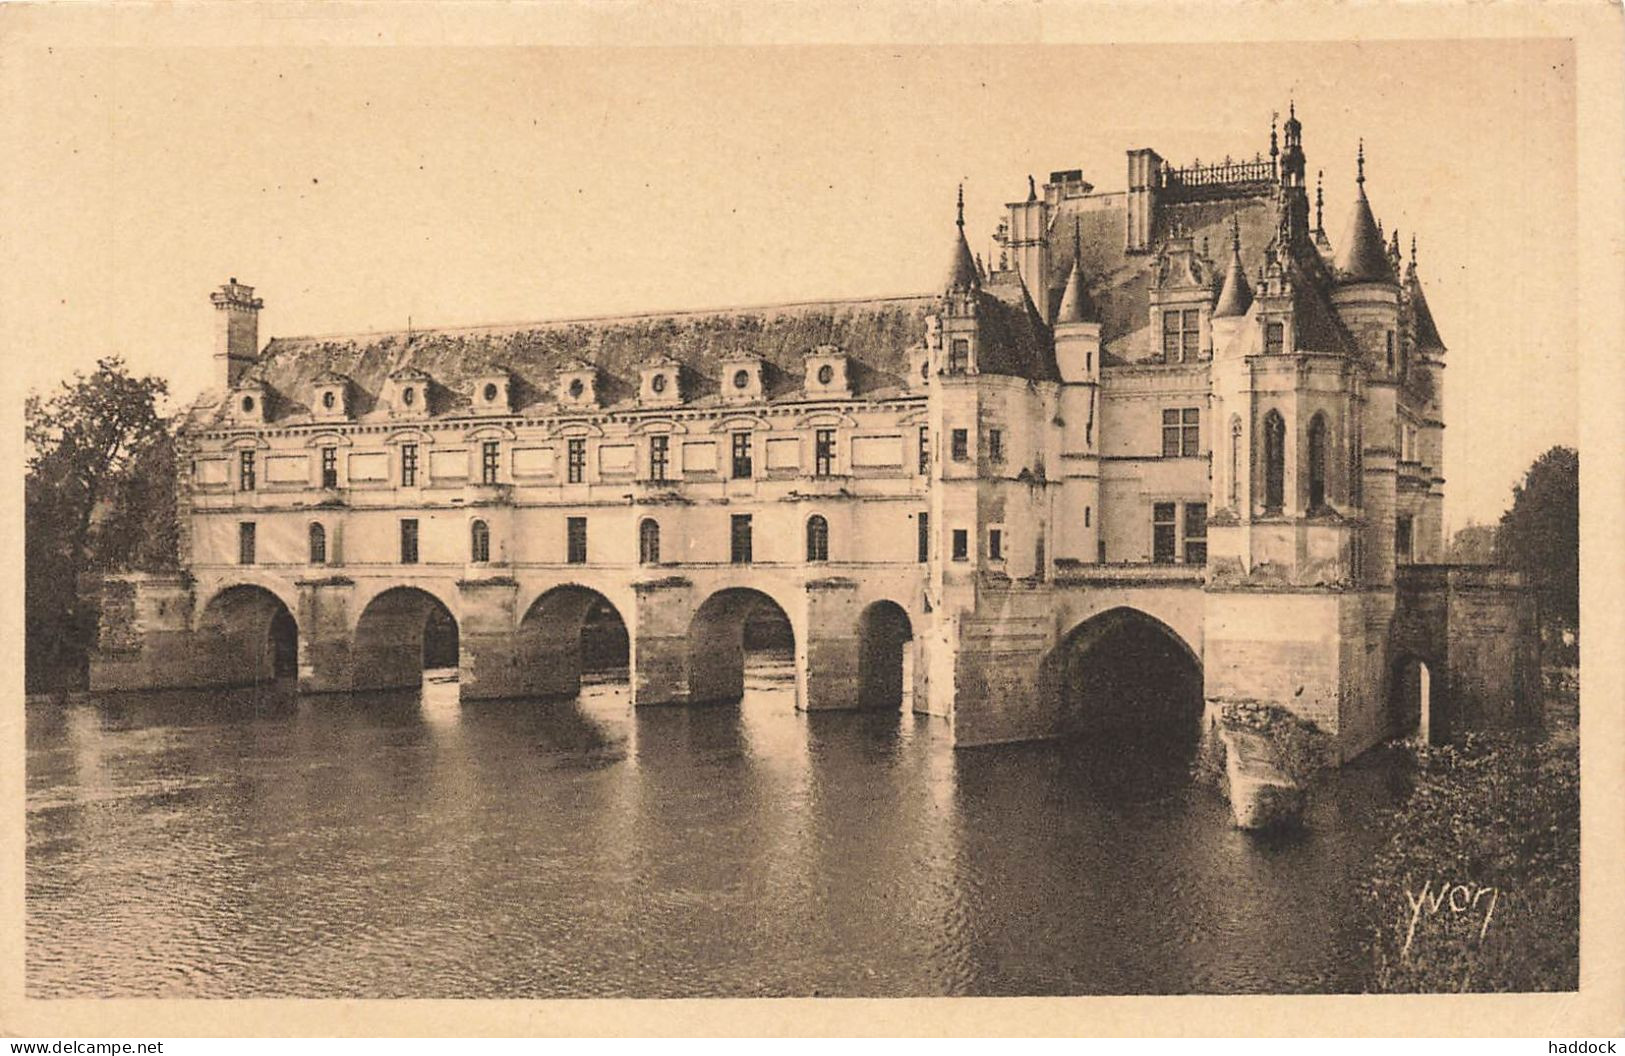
[[239, 450, 256, 491], [917, 512, 930, 563], [1184, 502, 1208, 564], [1163, 309, 1200, 363], [1098, 539, 1108, 564], [649, 435, 670, 482], [1386, 331, 1396, 373], [951, 429, 969, 462], [567, 516, 587, 564], [1162, 408, 1200, 457], [988, 429, 1004, 464], [401, 443, 418, 487], [1396, 516, 1414, 565], [814, 429, 835, 477], [399, 518, 419, 565], [988, 528, 1004, 561], [730, 514, 753, 564], [731, 431, 753, 479], [1265, 322, 1285, 355], [238, 522, 256, 565], [951, 528, 969, 562], [482, 441, 500, 485], [918, 426, 930, 475], [948, 338, 969, 373], [1084, 505, 1092, 527], [567, 438, 586, 484], [321, 447, 338, 489], [1152, 502, 1177, 564]]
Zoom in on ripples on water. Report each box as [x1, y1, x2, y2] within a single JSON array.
[[26, 670, 1410, 998]]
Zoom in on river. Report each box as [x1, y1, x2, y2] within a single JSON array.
[[25, 672, 1411, 997]]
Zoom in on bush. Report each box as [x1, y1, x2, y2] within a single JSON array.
[[1362, 726, 1578, 992]]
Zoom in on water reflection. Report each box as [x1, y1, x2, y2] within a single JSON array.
[[26, 675, 1406, 997]]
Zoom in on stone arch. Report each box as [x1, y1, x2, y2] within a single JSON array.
[[352, 586, 460, 691], [196, 583, 300, 684], [687, 587, 796, 704], [1388, 651, 1443, 745], [856, 600, 913, 709], [1047, 606, 1204, 744], [516, 585, 630, 699]]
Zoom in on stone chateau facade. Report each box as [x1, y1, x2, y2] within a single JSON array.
[[92, 108, 1539, 757]]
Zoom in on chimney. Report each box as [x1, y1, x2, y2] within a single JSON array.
[[1125, 148, 1162, 253], [211, 278, 263, 388]]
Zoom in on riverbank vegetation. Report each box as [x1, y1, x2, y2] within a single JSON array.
[[1361, 695, 1579, 993], [26, 357, 178, 693]]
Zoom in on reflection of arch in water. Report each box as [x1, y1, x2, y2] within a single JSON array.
[[352, 586, 460, 691], [857, 600, 913, 709], [687, 588, 796, 703], [1389, 653, 1439, 744], [197, 584, 300, 684], [516, 585, 630, 699], [1046, 606, 1204, 744]]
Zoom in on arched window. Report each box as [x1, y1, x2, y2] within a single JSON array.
[[639, 518, 660, 565], [1228, 415, 1243, 509], [1263, 410, 1287, 514], [806, 515, 829, 562], [1307, 413, 1329, 511], [308, 522, 327, 565], [470, 519, 490, 563]]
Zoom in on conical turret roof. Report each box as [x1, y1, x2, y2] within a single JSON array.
[[1213, 219, 1254, 318], [945, 185, 980, 292], [1334, 145, 1394, 284], [1055, 220, 1098, 324], [1408, 269, 1445, 351]]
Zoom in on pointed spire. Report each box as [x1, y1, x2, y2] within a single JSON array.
[[945, 183, 979, 292], [1055, 218, 1098, 325], [1269, 111, 1279, 160], [1334, 144, 1393, 283], [1214, 214, 1254, 318], [1314, 169, 1324, 232]]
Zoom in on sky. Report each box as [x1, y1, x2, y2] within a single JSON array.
[[4, 39, 1575, 530]]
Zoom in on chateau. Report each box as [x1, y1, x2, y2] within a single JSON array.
[[92, 108, 1538, 758]]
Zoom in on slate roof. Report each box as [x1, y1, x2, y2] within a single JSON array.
[[188, 297, 938, 429]]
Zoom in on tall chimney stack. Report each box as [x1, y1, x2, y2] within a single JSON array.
[[211, 278, 263, 388]]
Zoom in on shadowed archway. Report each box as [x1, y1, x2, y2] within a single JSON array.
[[857, 600, 913, 709], [1050, 607, 1204, 746], [1389, 654, 1438, 744], [353, 587, 459, 691], [197, 585, 299, 685], [687, 588, 795, 704], [517, 586, 630, 699]]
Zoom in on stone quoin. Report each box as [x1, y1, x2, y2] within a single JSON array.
[[91, 108, 1540, 759]]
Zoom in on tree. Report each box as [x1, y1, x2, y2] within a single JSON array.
[[25, 356, 174, 689], [1494, 446, 1579, 639], [1446, 521, 1497, 565]]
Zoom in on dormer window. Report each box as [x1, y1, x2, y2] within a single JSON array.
[[802, 345, 851, 397], [948, 339, 969, 374], [1265, 322, 1285, 355], [232, 382, 268, 424], [388, 369, 431, 417], [1162, 308, 1201, 362], [640, 359, 682, 407], [557, 361, 600, 409], [720, 354, 763, 404], [471, 371, 512, 416], [312, 372, 351, 422]]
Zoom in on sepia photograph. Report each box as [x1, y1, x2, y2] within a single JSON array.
[[6, 5, 1616, 1035]]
